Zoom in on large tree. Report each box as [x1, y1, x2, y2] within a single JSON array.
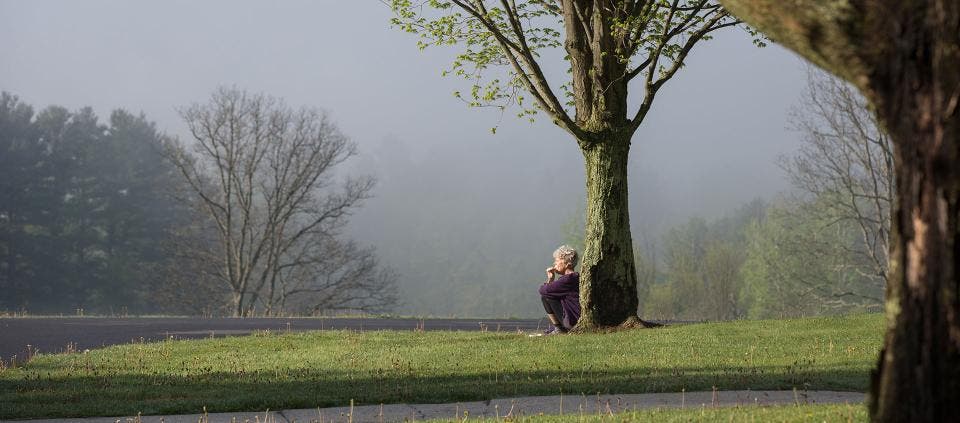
[[391, 0, 750, 329], [717, 1, 959, 421]]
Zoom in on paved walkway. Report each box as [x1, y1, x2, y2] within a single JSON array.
[[12, 390, 865, 423]]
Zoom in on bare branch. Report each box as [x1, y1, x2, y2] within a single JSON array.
[[169, 88, 396, 316], [631, 6, 737, 130]]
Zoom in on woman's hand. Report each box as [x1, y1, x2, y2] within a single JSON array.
[[545, 267, 557, 282]]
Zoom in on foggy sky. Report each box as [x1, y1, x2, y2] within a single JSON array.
[[1, 1, 809, 315]]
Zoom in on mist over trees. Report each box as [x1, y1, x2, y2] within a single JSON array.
[[749, 71, 890, 315], [781, 70, 892, 293], [0, 68, 890, 322], [0, 91, 395, 316], [390, 0, 753, 329], [643, 200, 755, 320], [348, 67, 890, 322], [0, 92, 188, 314], [643, 71, 888, 321]]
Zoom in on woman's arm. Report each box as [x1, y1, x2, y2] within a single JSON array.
[[539, 273, 577, 298]]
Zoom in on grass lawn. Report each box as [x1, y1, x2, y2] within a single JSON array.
[[424, 403, 868, 422], [0, 314, 882, 419]]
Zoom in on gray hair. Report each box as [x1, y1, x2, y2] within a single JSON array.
[[553, 245, 579, 268]]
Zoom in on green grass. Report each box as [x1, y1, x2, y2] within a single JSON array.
[[426, 403, 867, 422], [0, 314, 882, 419]]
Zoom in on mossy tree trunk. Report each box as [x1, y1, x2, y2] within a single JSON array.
[[577, 132, 643, 328], [718, 1, 960, 420], [562, 1, 642, 330]]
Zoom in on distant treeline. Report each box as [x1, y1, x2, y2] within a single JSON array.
[[611, 72, 890, 321], [1, 69, 886, 319], [643, 197, 884, 321], [0, 91, 396, 316], [0, 93, 188, 314]]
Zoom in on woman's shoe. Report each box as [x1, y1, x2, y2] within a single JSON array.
[[544, 326, 567, 335]]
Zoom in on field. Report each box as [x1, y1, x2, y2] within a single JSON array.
[[0, 314, 883, 420]]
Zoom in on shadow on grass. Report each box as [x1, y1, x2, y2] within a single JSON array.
[[0, 364, 869, 419]]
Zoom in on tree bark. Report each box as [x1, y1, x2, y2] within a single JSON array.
[[576, 133, 643, 329], [233, 292, 243, 317], [718, 1, 960, 420], [561, 2, 638, 330], [873, 123, 960, 421], [867, 4, 960, 418]]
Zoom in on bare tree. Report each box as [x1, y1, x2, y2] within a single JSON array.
[[168, 87, 395, 316], [762, 69, 892, 310], [784, 69, 893, 287]]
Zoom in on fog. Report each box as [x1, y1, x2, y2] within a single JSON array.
[[1, 1, 808, 317]]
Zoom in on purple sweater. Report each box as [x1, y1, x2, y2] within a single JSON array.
[[538, 272, 581, 329]]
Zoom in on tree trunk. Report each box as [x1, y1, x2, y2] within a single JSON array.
[[233, 292, 244, 317], [868, 23, 960, 422], [865, 2, 960, 420], [575, 134, 642, 329], [869, 120, 960, 422]]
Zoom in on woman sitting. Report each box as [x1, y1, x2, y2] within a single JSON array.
[[538, 245, 581, 334]]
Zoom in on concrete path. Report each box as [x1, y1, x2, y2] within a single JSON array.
[[9, 390, 865, 423]]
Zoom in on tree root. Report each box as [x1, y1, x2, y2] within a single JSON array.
[[569, 315, 663, 334]]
